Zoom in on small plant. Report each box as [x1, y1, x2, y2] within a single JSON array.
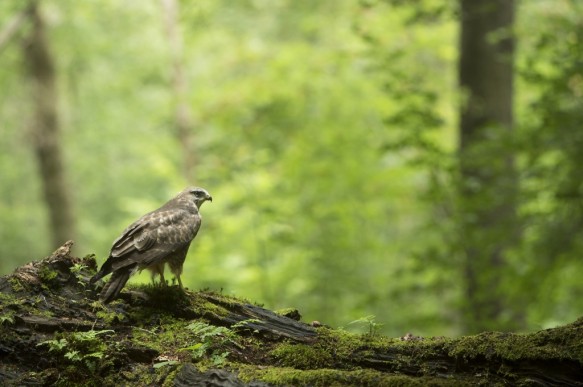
[[70, 263, 88, 286], [41, 338, 69, 352], [38, 267, 58, 283], [0, 311, 15, 325], [90, 300, 126, 323], [180, 321, 235, 365], [348, 315, 384, 337], [37, 329, 114, 372]]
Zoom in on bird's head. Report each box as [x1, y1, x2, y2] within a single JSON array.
[[186, 187, 212, 208]]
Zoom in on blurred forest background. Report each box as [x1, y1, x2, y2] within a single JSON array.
[[1, 0, 582, 337]]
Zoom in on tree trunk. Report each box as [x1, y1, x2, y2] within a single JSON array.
[[22, 1, 75, 249], [458, 0, 519, 333], [161, 0, 196, 180]]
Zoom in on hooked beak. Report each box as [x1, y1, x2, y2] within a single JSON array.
[[206, 195, 213, 202]]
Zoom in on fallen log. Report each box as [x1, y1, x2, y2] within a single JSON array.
[[0, 242, 581, 386]]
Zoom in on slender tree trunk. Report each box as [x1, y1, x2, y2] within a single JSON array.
[[161, 0, 195, 180], [458, 0, 519, 333], [23, 2, 75, 248]]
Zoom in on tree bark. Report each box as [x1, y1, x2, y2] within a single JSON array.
[[22, 1, 75, 249], [161, 0, 196, 180], [458, 0, 519, 333]]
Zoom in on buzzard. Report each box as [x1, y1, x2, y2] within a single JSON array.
[[90, 187, 212, 303]]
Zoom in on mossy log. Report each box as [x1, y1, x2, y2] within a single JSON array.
[[0, 242, 582, 386]]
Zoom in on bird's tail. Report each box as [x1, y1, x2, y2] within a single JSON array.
[[99, 267, 133, 304], [90, 269, 106, 285], [90, 260, 113, 285]]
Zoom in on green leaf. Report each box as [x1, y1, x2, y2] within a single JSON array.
[[153, 360, 179, 369]]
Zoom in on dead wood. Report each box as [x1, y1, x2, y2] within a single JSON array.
[[0, 242, 581, 386]]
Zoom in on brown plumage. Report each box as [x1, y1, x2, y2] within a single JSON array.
[[90, 187, 212, 303]]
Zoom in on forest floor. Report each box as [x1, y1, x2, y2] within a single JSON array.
[[0, 242, 582, 386]]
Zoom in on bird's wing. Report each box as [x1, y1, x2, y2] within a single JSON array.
[[110, 222, 153, 257], [106, 208, 200, 271]]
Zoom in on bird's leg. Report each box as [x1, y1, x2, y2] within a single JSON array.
[[149, 263, 167, 286], [169, 261, 184, 289], [149, 267, 159, 286]]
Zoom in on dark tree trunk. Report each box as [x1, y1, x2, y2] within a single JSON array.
[[458, 0, 519, 333], [22, 2, 75, 248], [161, 0, 196, 180]]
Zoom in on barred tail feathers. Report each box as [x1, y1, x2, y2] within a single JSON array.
[[90, 268, 107, 285], [99, 265, 136, 303], [90, 259, 114, 284]]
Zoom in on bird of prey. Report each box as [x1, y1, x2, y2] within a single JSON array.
[[90, 187, 212, 303]]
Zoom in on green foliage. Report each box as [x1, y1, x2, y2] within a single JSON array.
[[0, 311, 15, 325], [181, 321, 234, 365], [38, 267, 58, 284], [70, 263, 88, 287], [347, 315, 384, 338], [40, 338, 68, 352], [0, 0, 582, 338], [513, 0, 583, 327], [37, 329, 114, 372]]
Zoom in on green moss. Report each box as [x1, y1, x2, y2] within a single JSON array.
[[6, 253, 580, 386], [122, 285, 230, 322], [236, 364, 453, 386], [447, 328, 583, 363], [38, 266, 58, 283], [187, 292, 239, 319], [298, 328, 464, 377], [268, 327, 432, 374], [8, 277, 25, 292], [0, 292, 17, 302], [91, 300, 126, 324], [129, 317, 246, 370], [161, 363, 183, 387], [316, 327, 395, 362], [131, 320, 203, 354], [134, 283, 190, 305], [31, 307, 54, 318], [275, 308, 302, 320], [276, 307, 299, 315], [191, 299, 230, 319], [271, 343, 334, 369], [96, 309, 125, 324], [0, 293, 52, 321]]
